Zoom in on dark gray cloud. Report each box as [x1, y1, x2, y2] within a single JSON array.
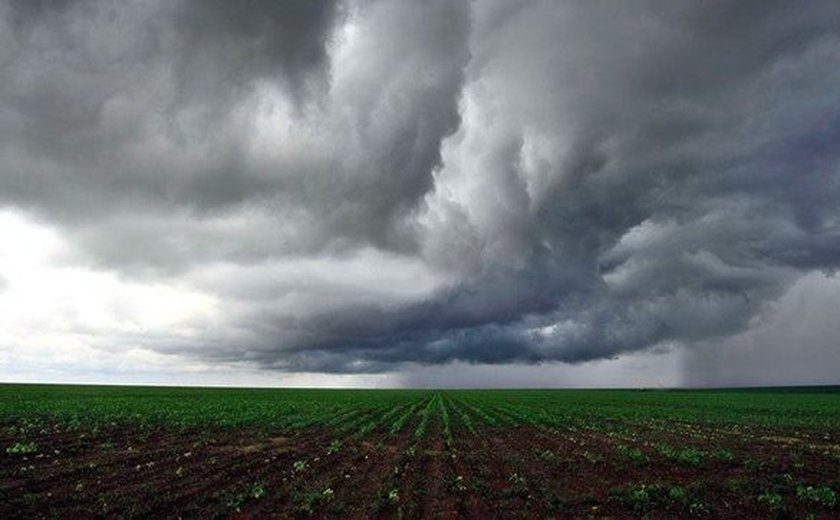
[[0, 0, 340, 221], [1, 0, 840, 378]]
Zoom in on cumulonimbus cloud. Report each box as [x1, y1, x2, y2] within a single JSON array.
[[1, 0, 839, 373]]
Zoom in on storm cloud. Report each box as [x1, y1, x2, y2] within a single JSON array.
[[1, 0, 840, 379]]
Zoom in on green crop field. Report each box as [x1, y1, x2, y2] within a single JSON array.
[[2, 384, 840, 518]]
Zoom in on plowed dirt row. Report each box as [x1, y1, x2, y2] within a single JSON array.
[[2, 418, 840, 519]]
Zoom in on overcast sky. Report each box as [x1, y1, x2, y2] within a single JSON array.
[[1, 0, 839, 388]]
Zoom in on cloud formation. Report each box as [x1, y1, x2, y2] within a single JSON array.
[[1, 0, 839, 377]]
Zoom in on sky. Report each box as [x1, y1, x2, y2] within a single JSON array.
[[1, 0, 839, 388]]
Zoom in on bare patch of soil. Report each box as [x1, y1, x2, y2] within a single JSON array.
[[2, 420, 839, 518]]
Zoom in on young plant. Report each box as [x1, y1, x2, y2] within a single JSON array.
[[226, 493, 247, 512], [616, 444, 649, 465], [6, 441, 38, 455], [537, 449, 555, 461], [757, 492, 783, 510], [326, 439, 342, 455], [448, 475, 467, 493], [797, 485, 837, 508], [507, 473, 528, 497], [611, 484, 656, 514], [294, 487, 335, 515], [688, 501, 710, 516], [669, 486, 688, 504], [251, 482, 266, 499], [713, 449, 734, 463], [676, 448, 707, 467]]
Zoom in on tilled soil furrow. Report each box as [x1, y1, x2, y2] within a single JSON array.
[[149, 430, 335, 517], [453, 429, 539, 520], [444, 427, 488, 520], [4, 393, 840, 520], [0, 434, 201, 498], [405, 396, 460, 520], [2, 431, 318, 519], [327, 432, 412, 519], [232, 429, 402, 518]]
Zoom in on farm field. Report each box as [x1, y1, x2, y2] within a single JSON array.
[[1, 385, 840, 518]]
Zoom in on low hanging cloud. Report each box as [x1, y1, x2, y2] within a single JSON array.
[[1, 0, 839, 376]]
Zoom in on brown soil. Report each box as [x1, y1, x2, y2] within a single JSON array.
[[2, 420, 839, 519]]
